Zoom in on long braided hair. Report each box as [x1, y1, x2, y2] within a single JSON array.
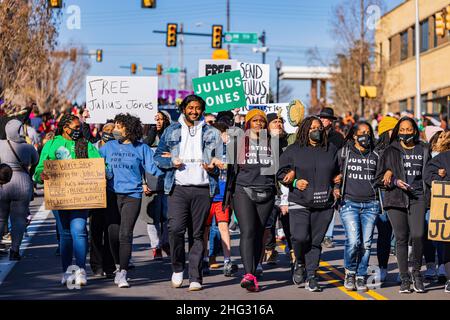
[[295, 116, 328, 149], [56, 114, 88, 159]]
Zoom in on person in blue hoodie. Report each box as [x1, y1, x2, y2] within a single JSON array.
[[99, 113, 162, 288]]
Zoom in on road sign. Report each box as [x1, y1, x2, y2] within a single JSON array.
[[224, 32, 258, 44], [163, 67, 180, 74]]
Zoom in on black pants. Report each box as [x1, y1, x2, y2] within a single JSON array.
[[167, 185, 211, 283], [89, 208, 115, 274], [376, 212, 393, 269], [265, 207, 278, 250], [233, 186, 275, 275], [387, 198, 425, 274], [442, 242, 450, 280], [290, 207, 334, 277], [265, 207, 292, 251], [105, 192, 142, 271]]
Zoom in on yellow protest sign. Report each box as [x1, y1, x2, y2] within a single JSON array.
[[44, 158, 106, 210], [429, 181, 450, 241]]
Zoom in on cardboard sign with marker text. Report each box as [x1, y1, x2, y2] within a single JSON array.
[[429, 181, 450, 241], [44, 158, 106, 210]]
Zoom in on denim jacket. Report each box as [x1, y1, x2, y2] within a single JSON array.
[[153, 120, 222, 197]]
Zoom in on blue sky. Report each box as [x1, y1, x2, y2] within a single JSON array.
[[58, 0, 403, 104]]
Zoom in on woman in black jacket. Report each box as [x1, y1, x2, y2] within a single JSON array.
[[375, 117, 430, 294], [277, 116, 340, 292]]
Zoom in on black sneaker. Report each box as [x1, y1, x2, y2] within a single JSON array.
[[355, 276, 368, 292], [305, 276, 322, 292], [9, 250, 21, 261], [445, 280, 450, 293], [292, 264, 306, 286], [91, 270, 105, 278], [399, 274, 412, 294], [412, 272, 426, 293], [344, 273, 356, 291], [223, 261, 238, 277]]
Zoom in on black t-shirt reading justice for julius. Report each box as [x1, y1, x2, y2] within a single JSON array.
[[236, 137, 275, 187], [402, 143, 424, 197]]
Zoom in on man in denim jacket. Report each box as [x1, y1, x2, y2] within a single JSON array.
[[153, 95, 222, 291]]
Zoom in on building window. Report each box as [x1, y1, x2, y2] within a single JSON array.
[[420, 20, 429, 53], [432, 91, 440, 114], [410, 96, 415, 111], [399, 99, 407, 112], [401, 31, 408, 60], [421, 94, 428, 113]]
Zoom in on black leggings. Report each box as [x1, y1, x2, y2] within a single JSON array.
[[387, 198, 425, 274], [105, 192, 142, 271], [442, 243, 450, 280], [233, 186, 275, 275], [289, 207, 334, 277], [376, 212, 393, 269]]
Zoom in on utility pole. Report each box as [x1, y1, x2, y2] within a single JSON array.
[[179, 23, 186, 90], [360, 0, 365, 118], [414, 0, 422, 118], [227, 0, 231, 58], [261, 30, 266, 64]]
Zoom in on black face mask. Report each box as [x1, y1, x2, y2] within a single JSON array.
[[68, 128, 82, 141], [356, 134, 371, 149], [398, 133, 415, 144], [309, 130, 322, 143], [102, 132, 115, 143], [113, 130, 126, 142]]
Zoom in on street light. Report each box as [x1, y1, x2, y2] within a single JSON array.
[[275, 57, 282, 103]]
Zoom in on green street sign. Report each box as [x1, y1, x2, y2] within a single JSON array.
[[192, 70, 246, 113], [224, 32, 258, 44], [163, 67, 180, 74]]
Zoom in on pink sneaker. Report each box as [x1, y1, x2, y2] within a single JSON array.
[[240, 273, 259, 292]]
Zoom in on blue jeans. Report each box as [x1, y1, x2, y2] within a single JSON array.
[[340, 200, 380, 276], [325, 210, 336, 239], [53, 210, 88, 272], [209, 216, 222, 257]]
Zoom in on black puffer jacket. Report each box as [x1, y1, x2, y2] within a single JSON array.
[[374, 140, 431, 209]]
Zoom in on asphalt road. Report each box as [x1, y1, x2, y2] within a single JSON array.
[[0, 193, 449, 301]]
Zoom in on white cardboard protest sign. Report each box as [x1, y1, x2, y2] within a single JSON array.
[[85, 76, 158, 124], [240, 104, 297, 134], [198, 59, 239, 77], [239, 62, 270, 105]]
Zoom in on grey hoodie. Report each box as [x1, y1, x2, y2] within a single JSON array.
[[0, 120, 38, 171]]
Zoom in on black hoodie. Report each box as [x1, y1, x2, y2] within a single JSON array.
[[375, 140, 430, 209], [424, 150, 450, 186], [277, 143, 339, 209]]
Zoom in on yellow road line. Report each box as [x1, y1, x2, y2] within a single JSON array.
[[320, 261, 389, 301]]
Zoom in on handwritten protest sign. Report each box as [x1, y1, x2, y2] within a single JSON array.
[[193, 70, 246, 113], [429, 181, 450, 241], [240, 104, 297, 134], [44, 158, 106, 210], [85, 76, 158, 124], [198, 59, 238, 77], [239, 62, 270, 105]]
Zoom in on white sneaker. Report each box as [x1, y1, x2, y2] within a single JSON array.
[[171, 271, 184, 288], [188, 281, 202, 291], [117, 270, 130, 288], [61, 273, 70, 285], [75, 268, 87, 286], [379, 268, 387, 282]]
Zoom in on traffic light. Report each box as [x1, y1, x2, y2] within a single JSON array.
[[48, 0, 62, 8], [157, 64, 163, 75], [131, 63, 137, 75], [212, 25, 223, 49], [166, 23, 177, 47], [96, 49, 102, 62], [446, 6, 450, 30], [142, 0, 156, 8], [436, 12, 445, 37]]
